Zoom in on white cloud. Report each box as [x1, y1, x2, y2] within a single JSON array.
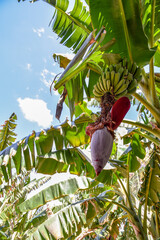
[[43, 58, 47, 63], [48, 35, 55, 40], [33, 28, 45, 37], [40, 68, 57, 92], [17, 97, 53, 128], [26, 63, 32, 71]]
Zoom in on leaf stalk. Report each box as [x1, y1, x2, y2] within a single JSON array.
[[133, 92, 160, 125], [122, 119, 160, 139]]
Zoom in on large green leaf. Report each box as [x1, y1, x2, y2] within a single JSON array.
[[26, 203, 86, 239], [0, 175, 51, 221], [140, 0, 160, 44], [54, 48, 104, 90], [0, 115, 91, 181], [44, 0, 92, 53], [89, 0, 155, 66], [16, 176, 94, 213], [25, 194, 113, 240], [18, 0, 92, 52], [53, 52, 104, 118], [36, 148, 94, 178], [36, 147, 127, 185]]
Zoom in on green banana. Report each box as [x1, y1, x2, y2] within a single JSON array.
[[102, 73, 108, 91], [122, 68, 129, 78], [127, 86, 137, 94], [106, 79, 111, 92], [118, 67, 124, 78], [115, 89, 128, 99], [93, 88, 103, 97], [105, 71, 110, 80], [128, 79, 137, 91], [114, 78, 126, 93], [122, 58, 127, 68], [127, 61, 132, 72], [99, 76, 106, 92], [109, 65, 114, 71], [94, 84, 102, 94], [136, 75, 142, 83], [127, 73, 133, 82], [115, 83, 128, 95], [134, 67, 141, 79], [131, 62, 137, 74], [97, 82, 104, 93], [115, 62, 122, 72], [113, 72, 121, 87], [110, 71, 115, 86]]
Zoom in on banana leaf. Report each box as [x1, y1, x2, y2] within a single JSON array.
[[0, 113, 17, 152], [120, 133, 146, 172], [16, 176, 95, 213], [0, 115, 92, 182], [25, 195, 110, 240], [89, 0, 156, 66], [138, 150, 160, 205], [140, 0, 160, 44]]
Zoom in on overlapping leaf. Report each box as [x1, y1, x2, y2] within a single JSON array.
[[16, 176, 94, 213], [25, 194, 112, 240], [37, 147, 126, 185], [52, 52, 103, 118], [120, 133, 146, 172], [0, 115, 91, 182], [0, 175, 51, 221], [89, 0, 155, 66], [44, 0, 92, 53], [26, 203, 86, 239]]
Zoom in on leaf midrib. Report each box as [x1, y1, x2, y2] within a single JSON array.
[[45, 0, 91, 34], [118, 0, 133, 62]]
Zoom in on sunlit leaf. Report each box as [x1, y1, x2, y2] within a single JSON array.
[[89, 0, 155, 66]]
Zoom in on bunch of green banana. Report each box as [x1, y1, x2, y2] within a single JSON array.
[[122, 58, 142, 83], [93, 59, 142, 101]]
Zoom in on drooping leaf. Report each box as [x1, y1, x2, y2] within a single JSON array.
[[26, 203, 86, 240], [0, 175, 51, 221], [89, 0, 155, 66], [36, 148, 95, 178], [36, 147, 124, 185], [16, 176, 94, 213], [44, 0, 92, 53], [0, 115, 92, 181]]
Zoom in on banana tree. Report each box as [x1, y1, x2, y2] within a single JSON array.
[[2, 0, 160, 238]]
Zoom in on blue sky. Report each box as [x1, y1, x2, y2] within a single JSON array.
[[0, 0, 138, 141]]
